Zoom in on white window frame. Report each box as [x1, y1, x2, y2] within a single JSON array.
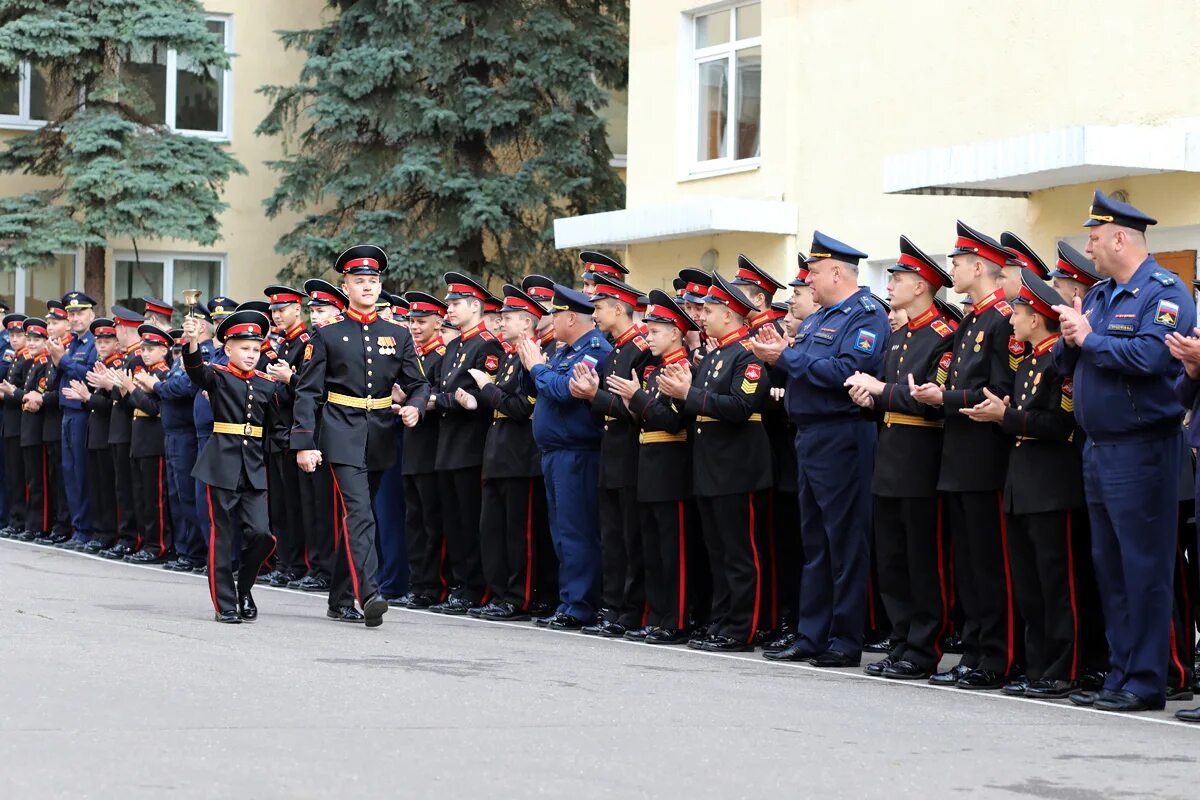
[[110, 251, 228, 313], [680, 1, 762, 180], [0, 62, 50, 130], [8, 250, 85, 314]]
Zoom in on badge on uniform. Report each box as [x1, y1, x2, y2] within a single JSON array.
[[936, 351, 952, 385], [303, 343, 313, 361], [1061, 376, 1074, 412], [744, 363, 761, 381], [1155, 299, 1179, 328], [378, 335, 396, 355], [485, 354, 499, 372], [582, 354, 599, 370], [854, 329, 877, 353]]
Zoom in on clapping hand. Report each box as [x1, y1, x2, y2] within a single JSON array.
[[749, 325, 785, 365], [960, 387, 1009, 423]]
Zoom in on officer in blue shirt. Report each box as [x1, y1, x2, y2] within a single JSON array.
[[51, 291, 98, 546], [1053, 190, 1197, 712], [752, 231, 888, 667], [515, 285, 611, 628]]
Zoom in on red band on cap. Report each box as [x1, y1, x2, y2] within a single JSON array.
[[47, 309, 67, 319], [270, 292, 303, 305], [684, 282, 708, 296], [645, 304, 689, 332], [25, 324, 47, 337], [955, 236, 1008, 267], [527, 287, 554, 300], [409, 301, 444, 314], [706, 284, 751, 317], [141, 332, 169, 346], [584, 262, 623, 279], [224, 323, 263, 338], [502, 296, 544, 317], [92, 325, 116, 337], [6, 320, 21, 330], [344, 257, 380, 271], [446, 283, 486, 301], [1018, 285, 1059, 320], [1055, 258, 1098, 287], [115, 316, 140, 328], [736, 266, 769, 290], [309, 290, 345, 309], [897, 252, 946, 287], [593, 284, 640, 307]]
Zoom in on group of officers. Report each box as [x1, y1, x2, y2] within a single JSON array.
[[5, 189, 1200, 720]]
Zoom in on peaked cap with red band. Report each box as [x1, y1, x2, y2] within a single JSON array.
[[887, 234, 951, 288]]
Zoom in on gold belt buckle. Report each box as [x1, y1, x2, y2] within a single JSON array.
[[244, 423, 254, 436]]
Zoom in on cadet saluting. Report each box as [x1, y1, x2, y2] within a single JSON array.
[[291, 245, 430, 628]]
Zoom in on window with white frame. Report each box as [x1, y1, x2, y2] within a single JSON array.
[[0, 253, 83, 314], [0, 62, 71, 128], [113, 253, 225, 322], [691, 3, 761, 171]]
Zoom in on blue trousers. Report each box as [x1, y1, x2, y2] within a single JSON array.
[[794, 419, 876, 656], [542, 448, 602, 621], [1083, 435, 1180, 703], [372, 422, 408, 597], [165, 430, 202, 565], [61, 411, 90, 537]]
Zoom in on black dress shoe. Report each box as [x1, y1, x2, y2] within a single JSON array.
[[269, 570, 298, 588], [545, 612, 586, 630], [580, 619, 609, 636], [597, 621, 627, 638], [83, 539, 106, 554], [1025, 679, 1078, 699], [624, 625, 652, 641], [701, 635, 752, 653], [957, 668, 1006, 690], [480, 602, 531, 621], [33, 534, 56, 545], [763, 632, 798, 654], [1175, 706, 1200, 722], [863, 637, 895, 654], [99, 545, 126, 559], [389, 591, 418, 608], [1095, 688, 1165, 712], [1078, 669, 1107, 692], [290, 575, 331, 592], [327, 606, 365, 623], [16, 530, 40, 542], [255, 569, 275, 585], [362, 593, 388, 628], [1002, 676, 1028, 696], [940, 633, 964, 654], [237, 593, 258, 621], [468, 601, 501, 618], [882, 659, 933, 680], [407, 593, 436, 609], [864, 655, 895, 676], [811, 649, 861, 668], [169, 560, 197, 573], [49, 532, 73, 546], [214, 610, 241, 624], [763, 641, 820, 662], [430, 596, 474, 615], [1166, 686, 1194, 702], [929, 663, 973, 686], [645, 628, 690, 645], [127, 550, 167, 564]]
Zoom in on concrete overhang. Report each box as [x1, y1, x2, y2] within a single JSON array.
[[553, 197, 797, 249]]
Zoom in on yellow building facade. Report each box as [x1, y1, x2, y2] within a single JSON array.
[[555, 0, 1200, 301]]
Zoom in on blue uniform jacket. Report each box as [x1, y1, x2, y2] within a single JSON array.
[[530, 327, 611, 452], [58, 331, 97, 412], [189, 342, 224, 435], [1054, 256, 1196, 442], [156, 349, 205, 433], [776, 287, 889, 425]]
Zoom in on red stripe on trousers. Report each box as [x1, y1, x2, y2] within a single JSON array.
[[746, 493, 762, 643], [329, 468, 362, 606], [996, 492, 1016, 675], [934, 497, 949, 659], [768, 490, 778, 628], [205, 485, 219, 613], [677, 500, 687, 631], [523, 479, 533, 610], [1065, 513, 1081, 681]]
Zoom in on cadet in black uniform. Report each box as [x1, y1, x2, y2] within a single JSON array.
[[395, 290, 448, 609], [185, 309, 285, 623], [0, 314, 28, 536], [292, 244, 430, 628], [607, 289, 700, 644], [67, 319, 122, 553], [121, 325, 173, 562], [428, 272, 503, 613], [961, 270, 1084, 698], [573, 272, 653, 638], [911, 221, 1020, 690], [659, 272, 771, 652], [845, 236, 955, 679], [97, 307, 145, 559], [17, 319, 54, 541]]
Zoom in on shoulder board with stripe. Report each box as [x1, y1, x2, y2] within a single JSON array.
[[299, 331, 310, 342], [255, 370, 275, 382], [633, 335, 649, 351], [858, 295, 877, 312], [479, 330, 497, 342], [741, 340, 754, 350], [212, 363, 231, 374], [995, 300, 1013, 317], [1151, 271, 1176, 286], [931, 319, 953, 338], [436, 345, 446, 356]]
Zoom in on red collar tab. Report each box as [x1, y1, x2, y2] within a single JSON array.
[[613, 325, 640, 347], [346, 307, 378, 324], [285, 322, 307, 341], [747, 309, 771, 329], [461, 322, 485, 341], [907, 305, 938, 330], [1033, 333, 1061, 356], [972, 288, 1006, 315], [717, 327, 749, 348], [662, 347, 687, 366], [104, 352, 124, 366], [538, 329, 555, 346], [418, 336, 444, 357]]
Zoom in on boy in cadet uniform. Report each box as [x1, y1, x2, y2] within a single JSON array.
[[464, 285, 551, 621], [94, 307, 145, 559], [41, 302, 71, 545], [16, 318, 55, 542], [0, 313, 28, 537], [521, 276, 560, 360], [962, 269, 1085, 698], [184, 309, 284, 623], [606, 289, 700, 645]]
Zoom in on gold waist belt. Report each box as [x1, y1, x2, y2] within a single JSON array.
[[639, 430, 687, 444], [494, 410, 508, 420], [696, 413, 762, 423], [212, 422, 264, 437], [883, 412, 942, 429], [327, 391, 393, 411], [133, 409, 157, 419]]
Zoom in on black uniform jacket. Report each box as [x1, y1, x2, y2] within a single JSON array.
[[682, 327, 772, 497], [938, 289, 1019, 492], [401, 336, 445, 477], [477, 346, 541, 480], [432, 322, 503, 472], [84, 351, 124, 450], [627, 346, 691, 504], [107, 345, 140, 446], [19, 354, 50, 447], [292, 307, 429, 471], [872, 305, 955, 498], [999, 334, 1083, 515], [3, 348, 30, 440], [127, 359, 170, 458], [262, 322, 310, 450], [592, 324, 653, 490]]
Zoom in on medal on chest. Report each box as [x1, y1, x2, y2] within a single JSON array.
[[378, 335, 396, 356]]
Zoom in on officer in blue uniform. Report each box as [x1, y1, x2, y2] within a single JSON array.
[[753, 231, 888, 667], [52, 291, 98, 546], [516, 285, 611, 628], [1054, 190, 1197, 712]]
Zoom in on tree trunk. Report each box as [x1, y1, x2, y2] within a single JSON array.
[[84, 244, 106, 309]]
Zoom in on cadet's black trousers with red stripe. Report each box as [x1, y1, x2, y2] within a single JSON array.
[[599, 485, 645, 628], [873, 495, 950, 672], [45, 441, 69, 535], [87, 446, 117, 545], [437, 466, 486, 603], [640, 500, 694, 632], [268, 449, 307, 577], [329, 463, 383, 611], [300, 461, 334, 582], [203, 482, 276, 614], [403, 472, 445, 599], [4, 435, 25, 529], [112, 443, 140, 549], [945, 491, 1020, 675], [696, 492, 761, 643], [759, 488, 801, 633], [480, 476, 547, 610], [131, 455, 171, 557], [22, 445, 51, 533]]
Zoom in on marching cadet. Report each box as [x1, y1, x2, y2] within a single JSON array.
[[42, 302, 71, 545], [606, 289, 700, 644], [0, 314, 28, 537], [52, 291, 97, 549], [653, 272, 770, 652], [1049, 241, 1102, 302], [184, 309, 284, 623], [844, 236, 955, 680], [1055, 191, 1195, 712], [752, 233, 888, 667], [17, 318, 55, 543], [427, 272, 504, 614], [116, 325, 173, 563], [292, 244, 430, 628], [95, 307, 145, 560], [578, 250, 628, 300], [394, 290, 448, 609], [961, 269, 1085, 698], [570, 271, 652, 638], [286, 279, 346, 593], [466, 285, 551, 620], [65, 318, 123, 554]]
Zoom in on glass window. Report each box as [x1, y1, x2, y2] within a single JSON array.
[[697, 60, 729, 161], [171, 258, 221, 318], [175, 20, 226, 132], [122, 43, 169, 125], [0, 268, 15, 312], [114, 259, 165, 317], [25, 254, 76, 317], [694, 9, 730, 49], [0, 67, 19, 116], [735, 5, 761, 39], [734, 47, 761, 160], [690, 3, 762, 171]]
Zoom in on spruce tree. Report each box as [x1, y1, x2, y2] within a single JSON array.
[[0, 0, 245, 304], [259, 0, 627, 289]]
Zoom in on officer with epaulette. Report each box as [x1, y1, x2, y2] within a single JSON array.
[[466, 285, 552, 620], [118, 325, 173, 563], [292, 244, 430, 628], [0, 313, 28, 537], [393, 290, 448, 608], [427, 272, 504, 614], [185, 309, 285, 623], [1054, 190, 1196, 712], [521, 275, 559, 358], [844, 235, 955, 680], [652, 272, 769, 652], [1049, 241, 1102, 302], [606, 289, 700, 644], [751, 233, 887, 666], [568, 271, 652, 638], [578, 250, 628, 300], [516, 285, 611, 628]]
